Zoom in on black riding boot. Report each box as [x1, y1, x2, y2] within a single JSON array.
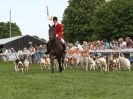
[[62, 43, 66, 54], [45, 42, 50, 54]]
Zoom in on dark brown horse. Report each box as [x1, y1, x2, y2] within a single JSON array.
[[48, 25, 65, 73]]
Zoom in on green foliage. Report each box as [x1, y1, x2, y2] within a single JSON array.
[[90, 33, 101, 41], [62, 0, 105, 42], [0, 22, 21, 38], [92, 0, 133, 40]]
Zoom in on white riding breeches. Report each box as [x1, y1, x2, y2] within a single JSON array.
[[61, 38, 65, 44]]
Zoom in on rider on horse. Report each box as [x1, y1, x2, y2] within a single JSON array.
[[45, 16, 66, 54]]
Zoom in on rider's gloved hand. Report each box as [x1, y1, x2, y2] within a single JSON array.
[[56, 34, 58, 37]]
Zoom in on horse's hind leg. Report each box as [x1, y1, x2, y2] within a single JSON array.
[[62, 57, 65, 71], [51, 63, 54, 73]]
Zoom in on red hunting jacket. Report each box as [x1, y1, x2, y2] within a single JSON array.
[[53, 23, 63, 40]]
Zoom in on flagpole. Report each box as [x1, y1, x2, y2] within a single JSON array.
[[46, 6, 49, 20], [46, 6, 50, 27], [9, 9, 12, 38]]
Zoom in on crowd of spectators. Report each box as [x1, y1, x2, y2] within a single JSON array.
[[0, 36, 133, 61], [67, 37, 133, 51], [1, 45, 46, 54], [1, 36, 133, 55], [0, 44, 47, 62]]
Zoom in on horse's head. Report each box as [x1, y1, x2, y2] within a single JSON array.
[[49, 25, 56, 40]]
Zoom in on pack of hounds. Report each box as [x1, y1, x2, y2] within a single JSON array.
[[64, 50, 131, 72], [2, 51, 131, 73], [12, 54, 51, 73]]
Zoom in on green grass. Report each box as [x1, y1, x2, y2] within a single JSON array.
[[0, 62, 133, 99]]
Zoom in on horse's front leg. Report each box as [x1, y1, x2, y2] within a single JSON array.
[[58, 58, 62, 72], [62, 57, 65, 71], [50, 56, 55, 73]]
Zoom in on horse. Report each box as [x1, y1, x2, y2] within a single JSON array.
[[48, 25, 65, 73]]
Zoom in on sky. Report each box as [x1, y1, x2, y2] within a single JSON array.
[[0, 0, 69, 40]]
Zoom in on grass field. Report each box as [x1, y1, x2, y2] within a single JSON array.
[[0, 61, 133, 99]]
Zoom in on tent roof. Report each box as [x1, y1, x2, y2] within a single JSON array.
[[0, 35, 44, 45]]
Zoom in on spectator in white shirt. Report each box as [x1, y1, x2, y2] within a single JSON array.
[[75, 41, 83, 51], [118, 38, 127, 49]]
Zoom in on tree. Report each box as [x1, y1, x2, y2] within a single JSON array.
[[62, 0, 105, 42], [92, 0, 133, 40], [0, 22, 21, 38]]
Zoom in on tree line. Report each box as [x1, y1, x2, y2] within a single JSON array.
[[0, 22, 21, 38], [62, 0, 133, 42], [0, 22, 45, 42]]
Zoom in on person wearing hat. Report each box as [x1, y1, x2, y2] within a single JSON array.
[[45, 16, 66, 54]]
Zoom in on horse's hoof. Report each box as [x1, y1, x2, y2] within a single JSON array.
[[51, 70, 54, 73]]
